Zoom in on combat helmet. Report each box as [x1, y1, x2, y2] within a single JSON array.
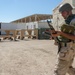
[[59, 3, 73, 12]]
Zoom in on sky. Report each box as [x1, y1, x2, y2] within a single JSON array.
[[0, 0, 62, 23]]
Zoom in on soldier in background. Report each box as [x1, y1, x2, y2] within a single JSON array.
[[52, 3, 75, 75]]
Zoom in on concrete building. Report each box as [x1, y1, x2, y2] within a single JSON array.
[[0, 14, 52, 30], [0, 14, 53, 37], [53, 0, 75, 30]]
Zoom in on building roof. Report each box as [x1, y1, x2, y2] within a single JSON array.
[[11, 14, 53, 23]]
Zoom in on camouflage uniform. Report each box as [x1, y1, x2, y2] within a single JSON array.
[[54, 14, 75, 75]]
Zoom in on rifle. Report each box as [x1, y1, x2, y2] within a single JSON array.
[[47, 20, 61, 53], [47, 20, 58, 41]]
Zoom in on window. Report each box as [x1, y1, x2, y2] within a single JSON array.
[[27, 26, 28, 29], [34, 25, 36, 29]]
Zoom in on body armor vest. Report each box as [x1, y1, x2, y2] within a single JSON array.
[[59, 14, 75, 42]]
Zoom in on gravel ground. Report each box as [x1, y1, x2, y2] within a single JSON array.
[[0, 39, 75, 75]]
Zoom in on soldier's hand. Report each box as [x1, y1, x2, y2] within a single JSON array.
[[50, 36, 54, 40], [50, 30, 56, 34], [51, 31, 61, 37]]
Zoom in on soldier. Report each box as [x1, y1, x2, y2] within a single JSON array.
[[52, 3, 75, 75]]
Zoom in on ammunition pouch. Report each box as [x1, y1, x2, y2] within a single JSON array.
[[61, 24, 75, 34], [60, 24, 75, 42]]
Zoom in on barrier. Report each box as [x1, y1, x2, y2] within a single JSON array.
[[0, 29, 38, 41]]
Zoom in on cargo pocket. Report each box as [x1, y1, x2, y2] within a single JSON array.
[[59, 47, 74, 61]]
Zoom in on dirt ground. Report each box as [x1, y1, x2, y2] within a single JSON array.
[[0, 39, 75, 75]]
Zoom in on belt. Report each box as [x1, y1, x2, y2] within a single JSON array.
[[59, 40, 75, 47], [61, 43, 67, 47], [60, 39, 75, 43], [60, 41, 72, 47]]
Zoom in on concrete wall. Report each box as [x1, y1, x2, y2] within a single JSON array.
[[1, 23, 17, 34], [38, 22, 49, 29], [25, 21, 49, 29], [0, 21, 50, 35], [53, 8, 63, 30], [17, 23, 26, 29], [1, 23, 17, 30], [72, 0, 75, 7], [1, 22, 49, 30]]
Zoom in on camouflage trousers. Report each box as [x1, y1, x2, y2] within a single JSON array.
[[54, 42, 75, 75]]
